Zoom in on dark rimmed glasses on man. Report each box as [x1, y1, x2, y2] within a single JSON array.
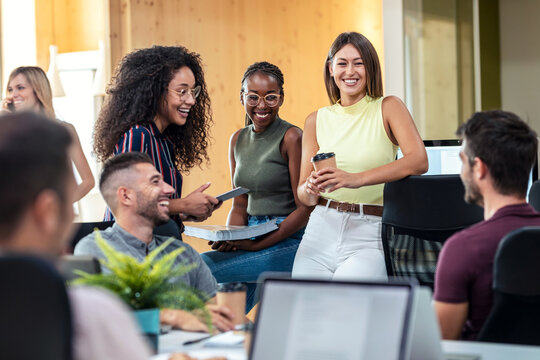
[[243, 92, 281, 107], [168, 85, 201, 100]]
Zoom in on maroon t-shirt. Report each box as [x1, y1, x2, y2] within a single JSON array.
[[434, 203, 540, 340]]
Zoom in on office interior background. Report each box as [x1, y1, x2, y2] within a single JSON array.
[[0, 0, 538, 253]]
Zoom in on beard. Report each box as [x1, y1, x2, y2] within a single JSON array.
[[135, 192, 170, 228], [463, 176, 484, 207]]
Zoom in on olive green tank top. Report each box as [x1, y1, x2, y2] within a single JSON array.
[[233, 117, 297, 216]]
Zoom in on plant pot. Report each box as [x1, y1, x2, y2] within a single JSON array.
[[133, 308, 160, 353]]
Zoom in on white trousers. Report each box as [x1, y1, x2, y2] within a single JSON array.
[[292, 204, 387, 280]]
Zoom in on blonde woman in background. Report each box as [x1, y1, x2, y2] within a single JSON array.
[[2, 66, 95, 202]]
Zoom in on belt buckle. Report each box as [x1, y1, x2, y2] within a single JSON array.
[[336, 202, 351, 213]]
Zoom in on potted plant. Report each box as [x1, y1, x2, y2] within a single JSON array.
[[72, 231, 211, 349]]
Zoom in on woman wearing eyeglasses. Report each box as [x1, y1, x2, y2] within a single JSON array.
[[200, 62, 313, 313], [93, 45, 219, 228]]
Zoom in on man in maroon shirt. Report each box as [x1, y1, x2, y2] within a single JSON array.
[[434, 110, 540, 340]]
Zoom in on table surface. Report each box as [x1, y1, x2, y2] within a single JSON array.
[[152, 330, 540, 360]]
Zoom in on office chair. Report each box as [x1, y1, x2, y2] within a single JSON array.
[[154, 219, 181, 240], [68, 219, 181, 253], [0, 255, 72, 360], [478, 226, 540, 345], [528, 180, 540, 212], [381, 175, 483, 288], [58, 255, 101, 281], [68, 221, 115, 253]]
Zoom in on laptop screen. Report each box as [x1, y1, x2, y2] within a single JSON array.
[[397, 140, 462, 176], [397, 139, 538, 196], [249, 279, 415, 360]]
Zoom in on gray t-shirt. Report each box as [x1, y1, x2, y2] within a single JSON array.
[[74, 223, 217, 298]]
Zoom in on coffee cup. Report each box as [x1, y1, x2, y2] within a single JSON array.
[[241, 322, 254, 353], [311, 152, 336, 172], [216, 282, 247, 326]]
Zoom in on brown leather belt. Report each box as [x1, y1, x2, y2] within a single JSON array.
[[317, 198, 383, 217]]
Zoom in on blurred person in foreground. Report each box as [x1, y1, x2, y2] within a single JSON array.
[[0, 111, 151, 359]]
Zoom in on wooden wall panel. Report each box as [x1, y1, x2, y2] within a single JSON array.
[[35, 0, 107, 69], [109, 0, 383, 252]]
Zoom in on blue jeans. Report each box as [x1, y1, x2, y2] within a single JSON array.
[[201, 215, 304, 313]]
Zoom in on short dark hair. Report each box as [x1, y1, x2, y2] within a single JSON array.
[[456, 110, 538, 197], [0, 112, 72, 238], [99, 152, 154, 192], [324, 32, 383, 104]]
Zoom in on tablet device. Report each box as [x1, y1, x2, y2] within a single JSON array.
[[216, 187, 249, 202]]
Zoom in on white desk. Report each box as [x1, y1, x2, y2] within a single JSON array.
[[152, 330, 540, 360], [152, 330, 245, 360], [443, 339, 540, 360]]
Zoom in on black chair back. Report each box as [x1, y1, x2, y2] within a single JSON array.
[[528, 180, 540, 212], [0, 255, 72, 359], [382, 175, 483, 288], [154, 219, 181, 240], [478, 226, 540, 345], [68, 221, 115, 253], [59, 255, 101, 281], [69, 219, 181, 253]]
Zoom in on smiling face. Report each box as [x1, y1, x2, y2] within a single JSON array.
[[241, 72, 283, 132], [133, 163, 175, 227], [6, 74, 39, 111], [154, 66, 197, 132], [328, 43, 367, 105]]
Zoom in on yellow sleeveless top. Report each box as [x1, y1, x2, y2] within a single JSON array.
[[316, 96, 397, 205]]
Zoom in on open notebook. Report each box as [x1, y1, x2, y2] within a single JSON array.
[[249, 278, 480, 360]]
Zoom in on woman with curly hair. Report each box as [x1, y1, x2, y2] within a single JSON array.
[[93, 45, 219, 229]]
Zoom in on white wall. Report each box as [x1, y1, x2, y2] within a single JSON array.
[[499, 0, 540, 134], [1, 0, 37, 89]]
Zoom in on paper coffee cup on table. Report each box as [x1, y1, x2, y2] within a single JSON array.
[[216, 282, 247, 326], [311, 152, 336, 171]]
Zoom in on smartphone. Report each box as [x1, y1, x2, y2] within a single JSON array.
[[7, 102, 15, 111], [216, 187, 249, 202]]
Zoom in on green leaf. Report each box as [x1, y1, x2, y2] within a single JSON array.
[[71, 229, 211, 328]]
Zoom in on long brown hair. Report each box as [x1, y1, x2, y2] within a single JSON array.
[[324, 32, 383, 104], [6, 67, 55, 119]]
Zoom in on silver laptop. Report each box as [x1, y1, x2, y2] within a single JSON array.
[[249, 278, 480, 360], [249, 278, 416, 360]]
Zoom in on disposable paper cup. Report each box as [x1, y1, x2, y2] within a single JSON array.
[[311, 152, 336, 171], [216, 282, 247, 326], [242, 322, 254, 354]]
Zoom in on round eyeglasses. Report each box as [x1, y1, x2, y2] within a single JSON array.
[[168, 85, 201, 100], [243, 92, 281, 107]]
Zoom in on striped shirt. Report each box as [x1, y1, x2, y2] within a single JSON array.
[[104, 122, 183, 230]]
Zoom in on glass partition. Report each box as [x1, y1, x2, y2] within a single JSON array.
[[403, 0, 475, 139]]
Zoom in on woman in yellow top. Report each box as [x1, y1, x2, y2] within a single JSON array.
[[2, 66, 95, 202], [292, 32, 428, 279]]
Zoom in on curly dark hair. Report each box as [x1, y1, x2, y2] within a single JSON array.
[[93, 45, 213, 172], [240, 61, 284, 126]]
